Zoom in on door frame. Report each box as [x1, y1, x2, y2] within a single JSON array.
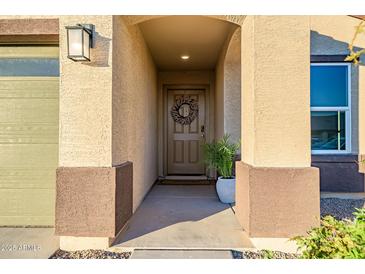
[[162, 84, 211, 177]]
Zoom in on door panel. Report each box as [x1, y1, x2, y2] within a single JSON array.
[[0, 46, 59, 226], [188, 140, 199, 164], [167, 89, 205, 175]]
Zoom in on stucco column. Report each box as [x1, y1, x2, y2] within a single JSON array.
[[359, 55, 365, 173], [236, 16, 320, 238], [55, 16, 133, 250], [58, 16, 113, 167]]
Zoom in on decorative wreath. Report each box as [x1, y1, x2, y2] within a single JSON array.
[[170, 96, 199, 125]]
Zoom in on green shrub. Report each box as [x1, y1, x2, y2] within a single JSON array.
[[203, 134, 240, 179], [292, 208, 365, 259], [261, 249, 275, 259]]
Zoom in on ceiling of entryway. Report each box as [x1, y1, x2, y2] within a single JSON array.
[[139, 16, 237, 70]]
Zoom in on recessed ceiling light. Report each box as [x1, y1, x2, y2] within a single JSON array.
[[181, 55, 190, 60]]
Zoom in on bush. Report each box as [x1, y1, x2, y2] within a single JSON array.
[[292, 208, 365, 259], [203, 134, 240, 179]]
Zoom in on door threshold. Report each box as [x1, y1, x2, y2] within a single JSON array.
[[163, 175, 209, 181]]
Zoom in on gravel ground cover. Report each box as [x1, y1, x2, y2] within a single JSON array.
[[232, 250, 298, 259], [50, 249, 131, 259], [320, 198, 365, 220], [232, 198, 365, 259]]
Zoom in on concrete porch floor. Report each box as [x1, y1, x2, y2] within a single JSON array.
[[113, 185, 253, 250], [0, 228, 59, 259]]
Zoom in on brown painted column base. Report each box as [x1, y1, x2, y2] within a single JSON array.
[[55, 162, 133, 247], [235, 161, 320, 238]]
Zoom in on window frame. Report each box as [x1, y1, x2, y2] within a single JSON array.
[[310, 62, 352, 155]]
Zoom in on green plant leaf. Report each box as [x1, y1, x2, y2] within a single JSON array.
[[291, 208, 365, 259], [203, 134, 239, 178]]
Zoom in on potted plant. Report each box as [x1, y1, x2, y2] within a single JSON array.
[[203, 134, 240, 203]]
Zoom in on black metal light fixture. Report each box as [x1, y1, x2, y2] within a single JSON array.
[[66, 24, 95, 61]]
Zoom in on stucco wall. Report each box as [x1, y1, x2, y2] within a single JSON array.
[[241, 16, 255, 165], [59, 16, 113, 167], [224, 28, 241, 145], [310, 15, 365, 155], [215, 27, 241, 144], [123, 15, 245, 27], [310, 15, 365, 189], [241, 16, 311, 167], [112, 16, 158, 211], [0, 16, 58, 20], [215, 46, 225, 140], [221, 15, 365, 160]]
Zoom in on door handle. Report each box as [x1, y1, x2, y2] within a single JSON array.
[[201, 125, 205, 138]]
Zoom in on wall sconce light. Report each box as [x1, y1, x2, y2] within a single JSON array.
[[66, 24, 95, 62]]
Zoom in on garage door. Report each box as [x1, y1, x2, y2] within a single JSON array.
[[0, 45, 59, 226]]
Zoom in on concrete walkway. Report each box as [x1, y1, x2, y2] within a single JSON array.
[[130, 249, 234, 259], [321, 192, 365, 199], [114, 185, 253, 250], [0, 227, 59, 259]]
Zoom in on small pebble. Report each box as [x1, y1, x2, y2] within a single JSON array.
[[50, 249, 131, 259], [320, 198, 365, 220], [232, 250, 298, 259]]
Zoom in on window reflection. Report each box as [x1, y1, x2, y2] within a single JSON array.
[[311, 111, 346, 150], [0, 58, 59, 76]]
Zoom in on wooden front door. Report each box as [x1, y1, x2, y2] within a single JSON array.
[[167, 88, 206, 175]]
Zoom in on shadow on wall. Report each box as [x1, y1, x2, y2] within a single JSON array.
[[82, 32, 111, 67], [310, 30, 364, 156], [310, 31, 365, 192], [310, 31, 363, 55]]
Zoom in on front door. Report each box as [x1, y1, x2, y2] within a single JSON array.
[[167, 88, 206, 175]]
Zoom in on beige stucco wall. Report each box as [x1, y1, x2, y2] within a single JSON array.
[[224, 28, 241, 145], [241, 16, 255, 165], [215, 45, 225, 140], [157, 71, 215, 176], [0, 16, 112, 167], [215, 27, 241, 144], [123, 15, 245, 27], [112, 16, 158, 211], [0, 16, 58, 19], [310, 16, 365, 155], [59, 16, 113, 167], [241, 16, 311, 167], [217, 15, 365, 159]]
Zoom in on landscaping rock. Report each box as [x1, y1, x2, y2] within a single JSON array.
[[50, 249, 131, 259], [320, 198, 365, 220], [232, 250, 298, 259]]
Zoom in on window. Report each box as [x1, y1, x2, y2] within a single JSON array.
[[310, 63, 351, 154], [0, 58, 59, 76], [0, 46, 59, 77]]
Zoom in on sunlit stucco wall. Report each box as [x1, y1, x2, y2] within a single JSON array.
[[112, 16, 158, 211], [241, 16, 311, 167], [310, 15, 365, 155], [59, 16, 113, 167], [0, 16, 115, 167], [215, 15, 365, 160]]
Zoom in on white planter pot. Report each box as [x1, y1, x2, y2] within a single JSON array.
[[216, 176, 235, 204]]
